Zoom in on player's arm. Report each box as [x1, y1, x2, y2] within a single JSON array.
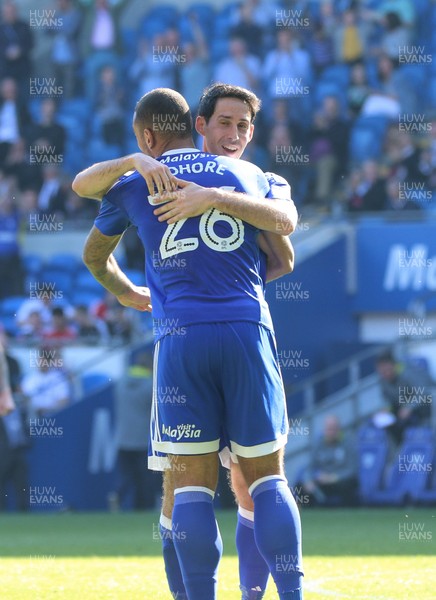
[[0, 343, 15, 416], [72, 153, 177, 200], [83, 226, 152, 312], [258, 232, 294, 282], [153, 178, 297, 236]]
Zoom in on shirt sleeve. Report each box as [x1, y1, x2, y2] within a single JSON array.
[[264, 172, 292, 201], [94, 197, 131, 237]]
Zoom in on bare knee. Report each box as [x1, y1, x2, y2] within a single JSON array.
[[237, 449, 284, 490], [169, 452, 219, 491], [230, 462, 253, 511], [162, 470, 175, 519]]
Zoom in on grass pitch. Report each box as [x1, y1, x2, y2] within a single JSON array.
[[0, 509, 434, 599]]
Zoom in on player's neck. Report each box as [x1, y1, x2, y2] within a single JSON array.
[[157, 137, 196, 155]]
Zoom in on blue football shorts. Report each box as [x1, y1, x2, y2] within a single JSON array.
[[148, 321, 288, 470]]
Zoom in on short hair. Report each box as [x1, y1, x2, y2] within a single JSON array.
[[133, 88, 192, 140], [197, 83, 261, 123]]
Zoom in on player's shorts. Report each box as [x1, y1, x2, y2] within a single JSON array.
[[148, 321, 288, 470], [148, 429, 235, 471]]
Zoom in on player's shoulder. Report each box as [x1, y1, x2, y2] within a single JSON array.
[[106, 170, 146, 196], [216, 155, 266, 179]]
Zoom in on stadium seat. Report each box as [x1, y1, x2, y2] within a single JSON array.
[[0, 296, 28, 317], [0, 315, 19, 337], [367, 428, 435, 506], [23, 253, 43, 276], [75, 270, 106, 294], [358, 426, 390, 503], [38, 270, 74, 297], [70, 291, 103, 307], [44, 254, 80, 274], [320, 65, 350, 88], [81, 372, 112, 395], [350, 116, 390, 163]]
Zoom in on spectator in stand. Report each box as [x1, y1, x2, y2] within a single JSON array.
[[0, 77, 32, 164], [74, 304, 108, 344], [333, 8, 369, 66], [363, 0, 415, 28], [47, 0, 82, 99], [309, 95, 350, 207], [229, 0, 264, 57], [129, 34, 176, 99], [300, 415, 358, 507], [266, 123, 309, 207], [179, 15, 210, 115], [94, 64, 125, 147], [385, 130, 429, 188], [346, 160, 387, 212], [30, 99, 66, 158], [81, 0, 128, 100], [379, 12, 411, 66], [384, 176, 421, 212], [37, 164, 66, 216], [361, 53, 410, 117], [42, 306, 77, 343], [263, 28, 311, 102], [308, 21, 334, 77], [21, 346, 71, 417], [92, 292, 134, 343], [3, 138, 43, 192], [0, 1, 33, 88], [229, 0, 277, 29], [16, 282, 74, 333], [0, 330, 28, 512], [0, 187, 23, 299], [373, 351, 432, 446], [16, 310, 45, 343], [214, 36, 260, 92], [347, 62, 370, 118], [109, 349, 160, 510]]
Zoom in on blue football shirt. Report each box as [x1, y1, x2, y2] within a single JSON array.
[[99, 149, 281, 338]]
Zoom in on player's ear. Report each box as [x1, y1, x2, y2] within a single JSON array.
[[196, 115, 206, 136], [143, 128, 155, 151]]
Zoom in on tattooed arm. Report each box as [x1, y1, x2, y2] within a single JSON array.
[[83, 226, 152, 311]]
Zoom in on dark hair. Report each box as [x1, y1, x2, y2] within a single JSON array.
[[197, 83, 261, 123], [133, 88, 192, 140]]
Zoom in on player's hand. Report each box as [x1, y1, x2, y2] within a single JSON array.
[[153, 178, 214, 223], [132, 153, 178, 196], [0, 388, 15, 416], [116, 286, 152, 312]]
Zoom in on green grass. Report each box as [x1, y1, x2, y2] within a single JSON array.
[[0, 509, 435, 599]]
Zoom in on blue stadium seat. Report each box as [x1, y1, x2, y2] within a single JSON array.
[[75, 270, 106, 293], [38, 270, 74, 296], [358, 426, 389, 503], [315, 81, 344, 108], [1, 295, 27, 314], [0, 315, 19, 337], [350, 116, 390, 163], [187, 3, 216, 36], [23, 253, 43, 276], [44, 254, 80, 274], [320, 65, 350, 88], [81, 372, 112, 396], [70, 291, 103, 307], [367, 428, 435, 506]]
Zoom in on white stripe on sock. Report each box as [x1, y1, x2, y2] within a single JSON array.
[[159, 513, 172, 531], [174, 486, 215, 498], [248, 475, 287, 498], [238, 506, 254, 522]]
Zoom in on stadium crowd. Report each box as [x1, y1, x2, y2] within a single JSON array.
[[0, 0, 434, 226]]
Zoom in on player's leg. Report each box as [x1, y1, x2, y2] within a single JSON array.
[[151, 325, 225, 600], [160, 468, 187, 600], [223, 323, 303, 600], [170, 452, 222, 600], [230, 461, 270, 600], [237, 450, 303, 600]]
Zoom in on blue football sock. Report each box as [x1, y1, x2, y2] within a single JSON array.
[[236, 507, 269, 599], [159, 514, 188, 600], [172, 486, 223, 600], [250, 476, 304, 600]]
